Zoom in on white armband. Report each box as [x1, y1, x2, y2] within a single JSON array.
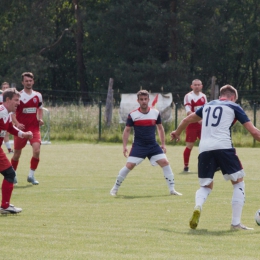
[[18, 131, 24, 138]]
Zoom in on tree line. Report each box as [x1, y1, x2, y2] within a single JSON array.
[[0, 0, 259, 104]]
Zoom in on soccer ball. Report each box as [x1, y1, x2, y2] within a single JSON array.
[[255, 210, 260, 226]]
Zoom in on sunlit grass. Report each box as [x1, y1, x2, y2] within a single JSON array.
[[2, 143, 260, 259], [41, 105, 260, 147]]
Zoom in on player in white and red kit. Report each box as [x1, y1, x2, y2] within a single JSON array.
[[0, 88, 32, 214], [171, 84, 260, 230], [11, 72, 44, 185], [0, 82, 14, 153], [183, 79, 207, 172], [110, 90, 182, 196]]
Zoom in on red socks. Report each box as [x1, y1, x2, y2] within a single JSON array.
[[183, 147, 191, 167], [30, 157, 40, 170], [11, 159, 19, 171], [1, 179, 13, 209]]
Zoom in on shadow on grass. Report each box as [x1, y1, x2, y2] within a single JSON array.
[[160, 228, 260, 236], [114, 194, 169, 199], [178, 171, 197, 175], [14, 185, 34, 189]]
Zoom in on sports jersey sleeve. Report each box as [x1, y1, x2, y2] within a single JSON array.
[[7, 117, 20, 136], [156, 113, 162, 124], [38, 92, 43, 108], [126, 114, 134, 127], [232, 104, 250, 124], [184, 93, 192, 113], [195, 106, 203, 118]]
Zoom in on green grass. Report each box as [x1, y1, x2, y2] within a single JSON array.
[[41, 105, 260, 147], [2, 143, 260, 259]]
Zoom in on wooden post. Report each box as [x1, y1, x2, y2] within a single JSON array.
[[210, 76, 217, 101], [105, 78, 114, 127]]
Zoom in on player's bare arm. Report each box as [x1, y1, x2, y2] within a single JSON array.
[[243, 121, 260, 142], [11, 113, 25, 130], [37, 108, 44, 126], [157, 124, 166, 153], [21, 131, 33, 139], [122, 126, 131, 157], [170, 113, 202, 141]]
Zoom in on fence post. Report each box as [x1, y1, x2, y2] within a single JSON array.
[[253, 103, 256, 146], [175, 103, 178, 129], [99, 101, 102, 140]]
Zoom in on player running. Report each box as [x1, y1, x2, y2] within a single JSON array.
[[11, 72, 44, 185], [0, 88, 32, 214], [0, 82, 14, 153], [183, 79, 207, 172], [171, 84, 260, 230], [110, 90, 182, 196]]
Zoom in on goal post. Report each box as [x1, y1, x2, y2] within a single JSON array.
[[41, 107, 51, 144]]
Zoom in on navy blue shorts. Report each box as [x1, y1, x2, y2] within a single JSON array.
[[198, 148, 243, 180], [129, 143, 164, 160]]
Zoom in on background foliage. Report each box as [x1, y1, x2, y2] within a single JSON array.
[[0, 0, 259, 104]]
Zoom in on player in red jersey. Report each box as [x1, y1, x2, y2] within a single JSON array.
[[183, 79, 207, 172], [11, 72, 44, 185], [0, 88, 32, 214], [0, 82, 14, 153]]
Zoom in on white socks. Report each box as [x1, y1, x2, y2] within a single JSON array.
[[4, 141, 11, 150], [113, 166, 131, 190], [231, 181, 245, 226], [28, 169, 35, 178], [162, 165, 175, 191], [195, 187, 212, 209]]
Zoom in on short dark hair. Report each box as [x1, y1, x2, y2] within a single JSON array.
[[137, 90, 149, 99], [3, 88, 20, 102], [21, 72, 34, 81]]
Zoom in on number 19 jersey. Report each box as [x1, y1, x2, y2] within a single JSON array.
[[196, 99, 250, 153]]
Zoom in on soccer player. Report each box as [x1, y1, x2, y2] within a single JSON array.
[[110, 90, 182, 196], [0, 88, 33, 214], [11, 72, 44, 185], [170, 84, 260, 230], [0, 82, 14, 153], [183, 79, 207, 172]]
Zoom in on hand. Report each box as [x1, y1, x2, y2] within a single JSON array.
[[38, 119, 44, 126], [16, 122, 25, 130], [161, 145, 166, 153], [170, 131, 180, 142], [123, 147, 128, 158], [22, 131, 33, 139]]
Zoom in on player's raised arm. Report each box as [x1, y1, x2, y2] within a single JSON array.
[[170, 113, 202, 141]]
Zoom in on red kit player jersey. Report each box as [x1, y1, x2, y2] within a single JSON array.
[[184, 91, 207, 113], [15, 90, 43, 131], [0, 105, 20, 146]]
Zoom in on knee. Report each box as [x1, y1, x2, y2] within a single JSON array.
[[2, 167, 16, 183]]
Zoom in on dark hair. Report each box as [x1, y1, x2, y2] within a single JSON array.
[[137, 90, 149, 99], [21, 72, 34, 81], [3, 88, 20, 102]]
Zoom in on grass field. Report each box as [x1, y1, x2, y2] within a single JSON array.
[[2, 143, 260, 260]]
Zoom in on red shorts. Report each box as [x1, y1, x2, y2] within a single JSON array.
[[14, 130, 41, 150], [0, 147, 12, 172], [185, 123, 201, 142]]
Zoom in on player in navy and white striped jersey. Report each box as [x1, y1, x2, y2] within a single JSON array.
[[171, 84, 260, 230], [110, 90, 182, 196]]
